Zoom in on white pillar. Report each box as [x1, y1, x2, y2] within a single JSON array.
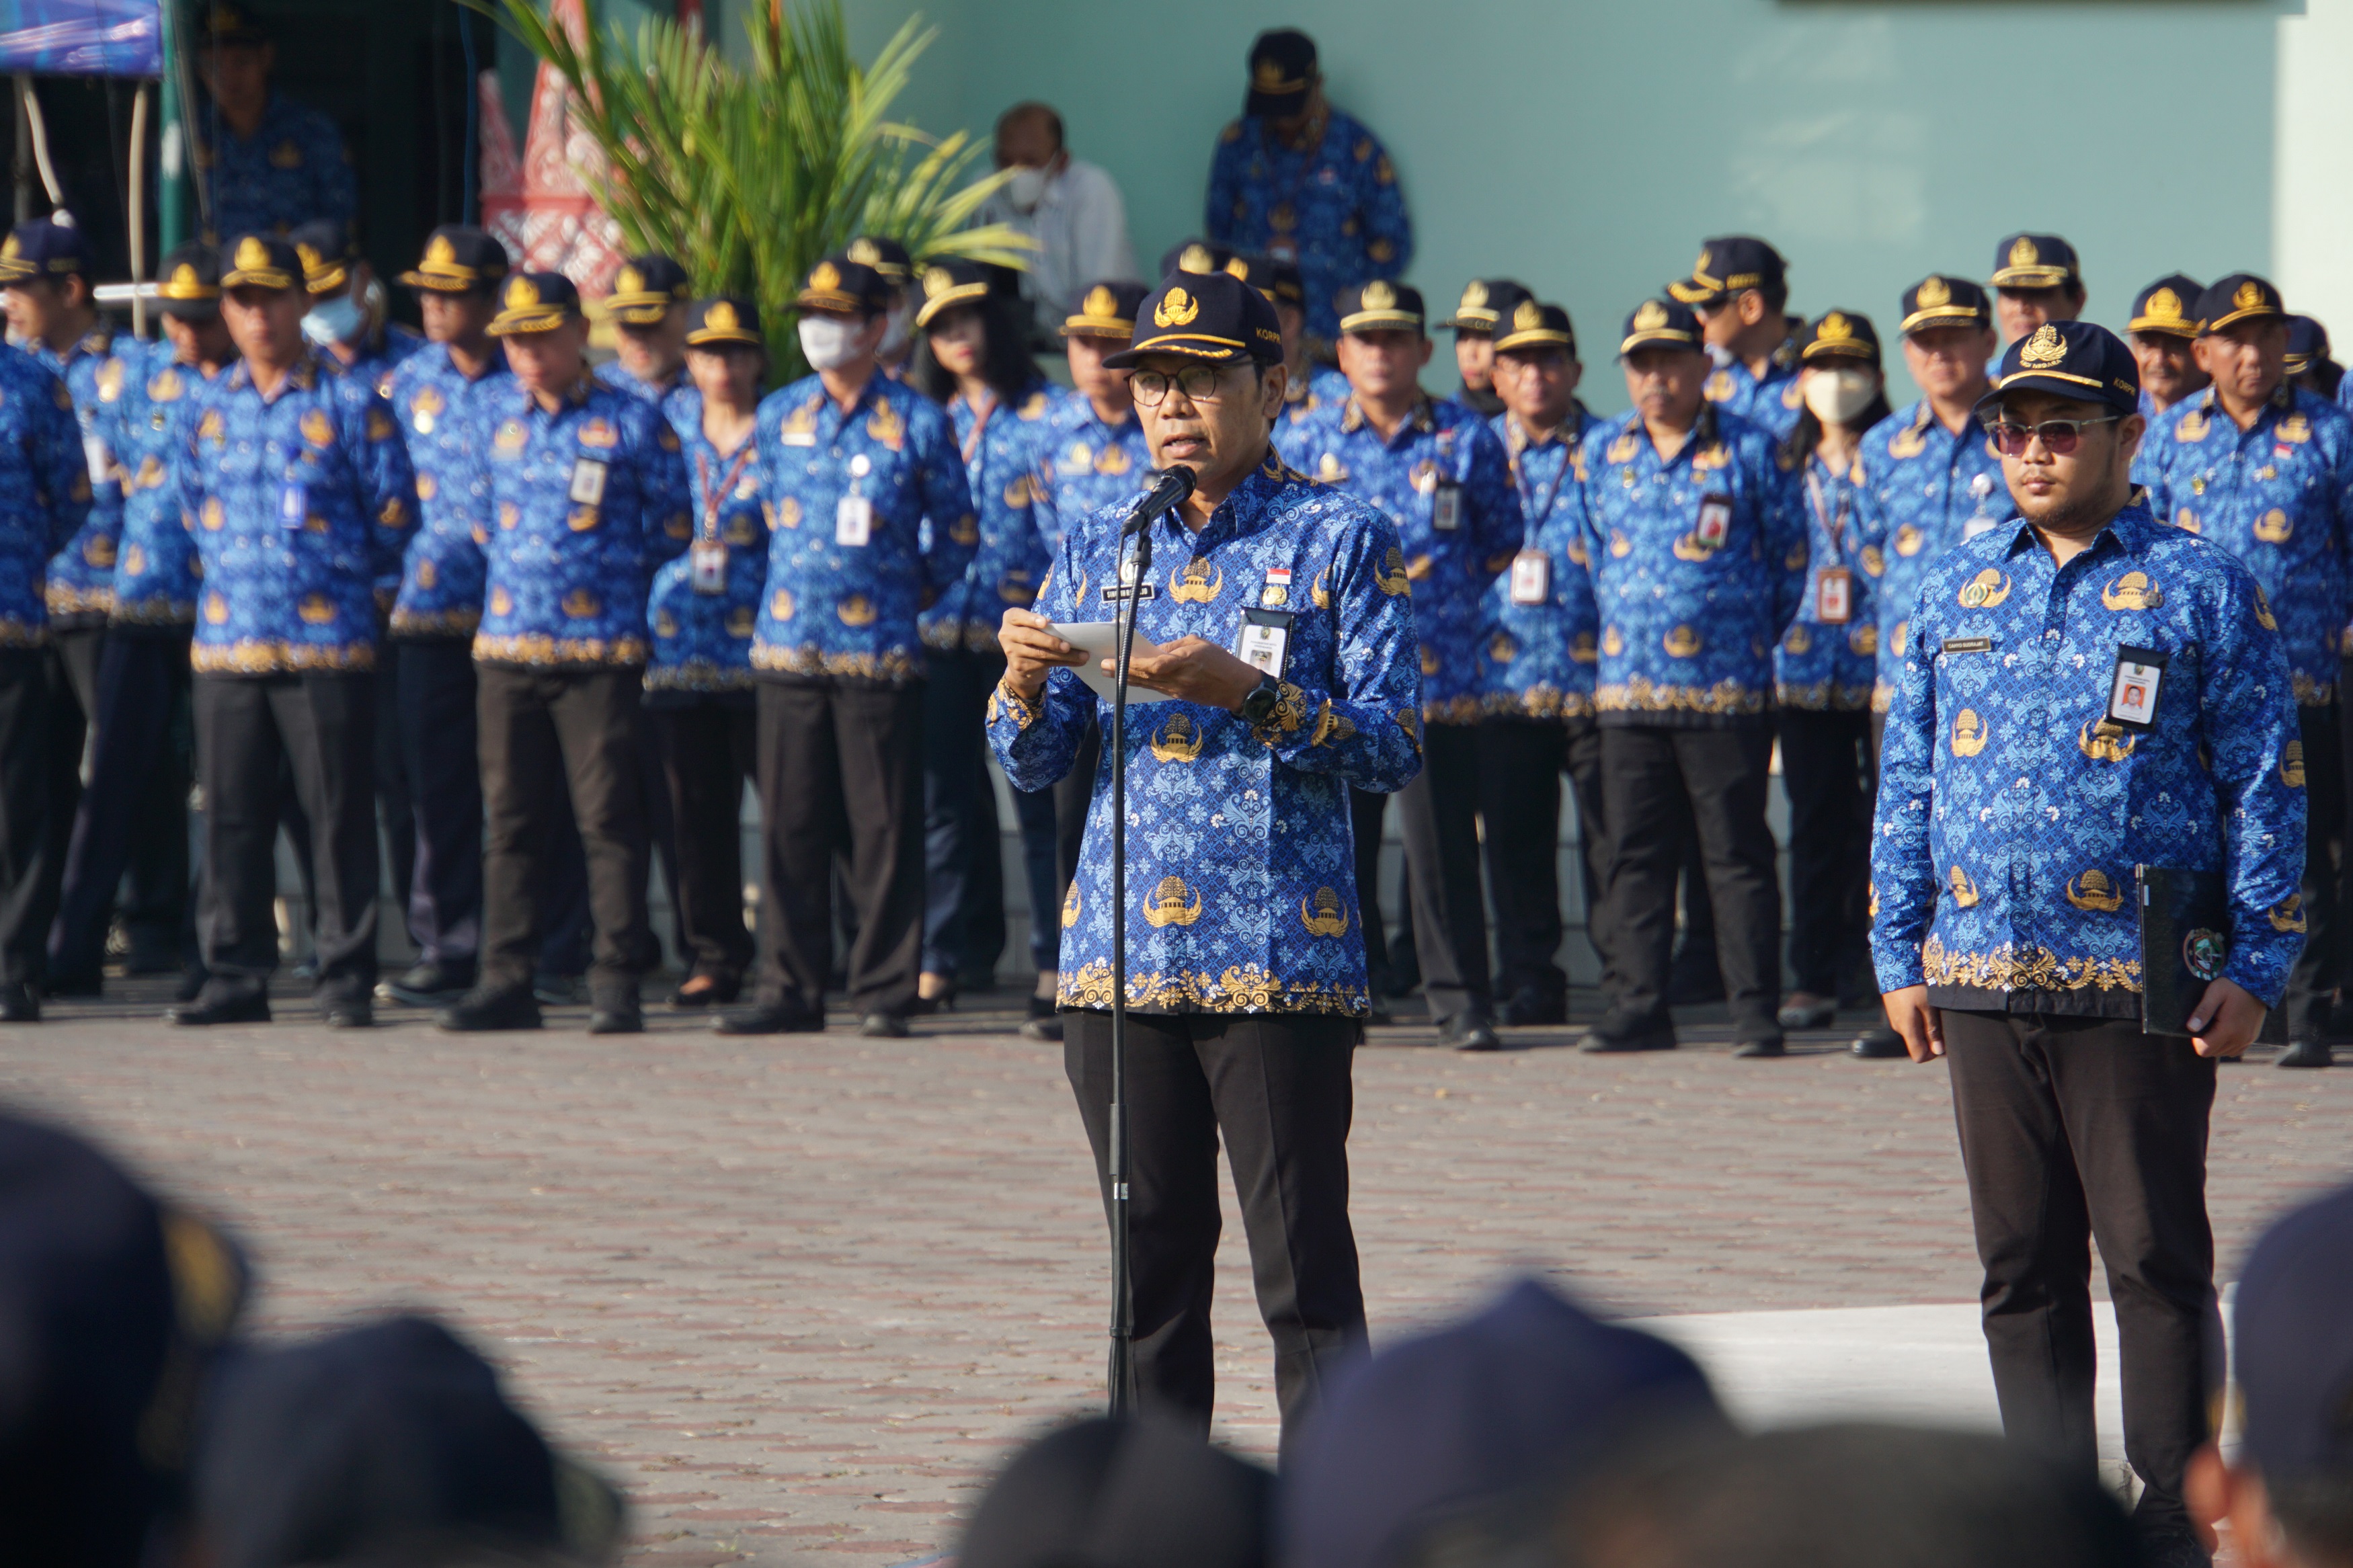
[[2276, 0, 2353, 334]]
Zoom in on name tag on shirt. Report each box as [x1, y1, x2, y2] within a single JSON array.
[[782, 430, 817, 447], [2108, 645, 2168, 731], [83, 433, 112, 486], [690, 540, 728, 595], [1815, 567, 1853, 625], [1697, 494, 1732, 548], [1237, 607, 1293, 676], [279, 480, 308, 530], [836, 493, 873, 547], [1432, 481, 1462, 532], [1509, 549, 1550, 606], [569, 457, 609, 507]]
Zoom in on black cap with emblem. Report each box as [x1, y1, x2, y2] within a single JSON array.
[[2128, 274, 2204, 339], [1104, 271, 1284, 368], [2286, 315, 2332, 378], [1799, 308, 1881, 367], [155, 241, 223, 319], [914, 259, 994, 329], [795, 254, 890, 317], [398, 225, 508, 296], [1064, 280, 1151, 340], [1245, 28, 1318, 117], [2196, 274, 2286, 335], [0, 213, 95, 284], [1492, 298, 1576, 356], [845, 235, 912, 285], [1668, 237, 1784, 308], [686, 294, 764, 349], [486, 270, 582, 337], [1899, 274, 1991, 336], [221, 233, 301, 292], [1226, 252, 1304, 310], [1620, 297, 1704, 357], [288, 218, 357, 296], [606, 253, 692, 325], [1978, 319, 2140, 417], [1336, 279, 1425, 337], [1441, 278, 1531, 335], [1990, 233, 2081, 290], [1160, 239, 1238, 281]]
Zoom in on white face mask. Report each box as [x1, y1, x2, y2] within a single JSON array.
[[1005, 165, 1049, 213], [301, 292, 365, 348], [1804, 366, 1878, 425], [799, 315, 870, 372], [878, 300, 914, 358]]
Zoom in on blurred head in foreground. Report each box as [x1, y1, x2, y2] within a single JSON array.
[[959, 1415, 1272, 1568]]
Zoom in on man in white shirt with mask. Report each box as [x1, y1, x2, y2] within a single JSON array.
[[977, 102, 1138, 348]]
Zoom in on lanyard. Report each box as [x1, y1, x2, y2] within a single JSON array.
[[1511, 413, 1578, 534], [695, 439, 758, 543], [959, 390, 1000, 469], [1804, 462, 1851, 565]]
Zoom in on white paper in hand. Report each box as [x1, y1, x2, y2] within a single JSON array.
[[1050, 620, 1176, 705]]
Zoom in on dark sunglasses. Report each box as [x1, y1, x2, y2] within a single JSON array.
[[1989, 415, 2118, 456]]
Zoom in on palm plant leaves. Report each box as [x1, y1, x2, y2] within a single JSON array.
[[460, 0, 1030, 380]]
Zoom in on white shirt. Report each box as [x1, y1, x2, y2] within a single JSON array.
[[978, 157, 1139, 343]]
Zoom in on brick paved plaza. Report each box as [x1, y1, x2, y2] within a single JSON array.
[[3, 988, 2350, 1566]]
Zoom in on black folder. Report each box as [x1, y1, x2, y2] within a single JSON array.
[[2136, 864, 2288, 1043]]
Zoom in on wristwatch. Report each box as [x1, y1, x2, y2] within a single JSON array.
[[1238, 672, 1281, 725]]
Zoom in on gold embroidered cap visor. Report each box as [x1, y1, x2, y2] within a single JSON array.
[[684, 320, 763, 348], [1339, 306, 1422, 335], [1975, 321, 2141, 418], [1990, 235, 2079, 290], [1104, 273, 1284, 368], [1619, 299, 1703, 358], [2196, 274, 2286, 335], [221, 240, 297, 292], [1062, 309, 1137, 339], [487, 274, 582, 337], [2128, 293, 2202, 339], [914, 280, 990, 329], [399, 261, 493, 293], [1494, 325, 1572, 353], [1902, 304, 1989, 334]]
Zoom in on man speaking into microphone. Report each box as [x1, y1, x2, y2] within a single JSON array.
[[988, 269, 1421, 1455]]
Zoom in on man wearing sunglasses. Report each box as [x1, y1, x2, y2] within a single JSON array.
[[1671, 236, 1803, 440], [990, 268, 1421, 1458], [1872, 319, 2305, 1566], [2134, 274, 2353, 1070]]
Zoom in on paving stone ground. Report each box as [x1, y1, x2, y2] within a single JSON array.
[[3, 983, 2349, 1567]]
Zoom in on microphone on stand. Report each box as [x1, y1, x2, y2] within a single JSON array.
[[1105, 462, 1193, 1416]]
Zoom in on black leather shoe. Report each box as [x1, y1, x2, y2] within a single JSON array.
[[1733, 1034, 1787, 1059], [860, 1011, 910, 1038], [436, 986, 543, 1032], [2278, 1038, 2334, 1069], [1020, 993, 1064, 1041], [383, 960, 475, 1007], [174, 965, 210, 1003], [588, 985, 643, 1035], [1850, 1027, 1907, 1059], [713, 1003, 824, 1036], [167, 987, 272, 1027], [1443, 1012, 1503, 1052], [42, 972, 102, 999], [323, 998, 374, 1029], [1776, 995, 1837, 1030], [532, 974, 588, 1008], [1579, 1007, 1676, 1053], [666, 971, 741, 1010], [0, 982, 39, 1022], [1497, 985, 1567, 1027]]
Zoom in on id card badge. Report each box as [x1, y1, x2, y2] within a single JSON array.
[[1509, 548, 1551, 606], [1236, 607, 1294, 676], [1815, 567, 1853, 624], [690, 539, 729, 595], [1696, 494, 1732, 548], [568, 456, 609, 507], [278, 479, 308, 531], [83, 432, 112, 487], [2108, 645, 2169, 731], [1432, 481, 1463, 532], [835, 493, 873, 547]]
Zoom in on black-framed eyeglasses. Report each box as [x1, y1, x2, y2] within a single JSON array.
[[1130, 365, 1234, 406], [1989, 415, 2118, 456]]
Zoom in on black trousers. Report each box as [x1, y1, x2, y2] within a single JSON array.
[[754, 677, 925, 1016], [372, 639, 415, 954], [649, 697, 756, 983], [476, 663, 653, 993], [1941, 1009, 2219, 1534], [194, 671, 378, 999], [2282, 704, 2344, 1040], [1348, 787, 1392, 988], [29, 626, 102, 966], [1599, 723, 1782, 1035], [0, 649, 54, 983], [921, 650, 992, 978], [1477, 715, 1612, 1003], [48, 628, 192, 983], [1777, 708, 1873, 999], [1054, 716, 1102, 898], [1396, 720, 1491, 1021], [1064, 1007, 1365, 1460], [393, 638, 484, 968]]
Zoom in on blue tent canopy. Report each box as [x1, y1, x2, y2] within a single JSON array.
[[0, 0, 162, 77]]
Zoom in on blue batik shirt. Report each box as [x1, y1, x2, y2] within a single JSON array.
[[647, 385, 768, 695], [30, 325, 130, 628], [178, 353, 416, 673], [595, 358, 697, 429], [108, 343, 222, 630], [1775, 453, 1878, 712], [1577, 406, 1804, 726], [990, 454, 1423, 1016], [193, 93, 356, 241], [1480, 407, 1599, 718], [1704, 338, 1803, 440], [1205, 108, 1412, 341], [2135, 384, 2353, 708], [0, 341, 93, 645], [1273, 364, 1352, 463], [385, 342, 510, 641], [1853, 400, 2008, 710], [1029, 391, 1150, 551], [924, 382, 1058, 654], [331, 324, 426, 402], [1871, 505, 2305, 1016], [1292, 394, 1520, 723], [452, 376, 692, 667], [749, 372, 973, 684]]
